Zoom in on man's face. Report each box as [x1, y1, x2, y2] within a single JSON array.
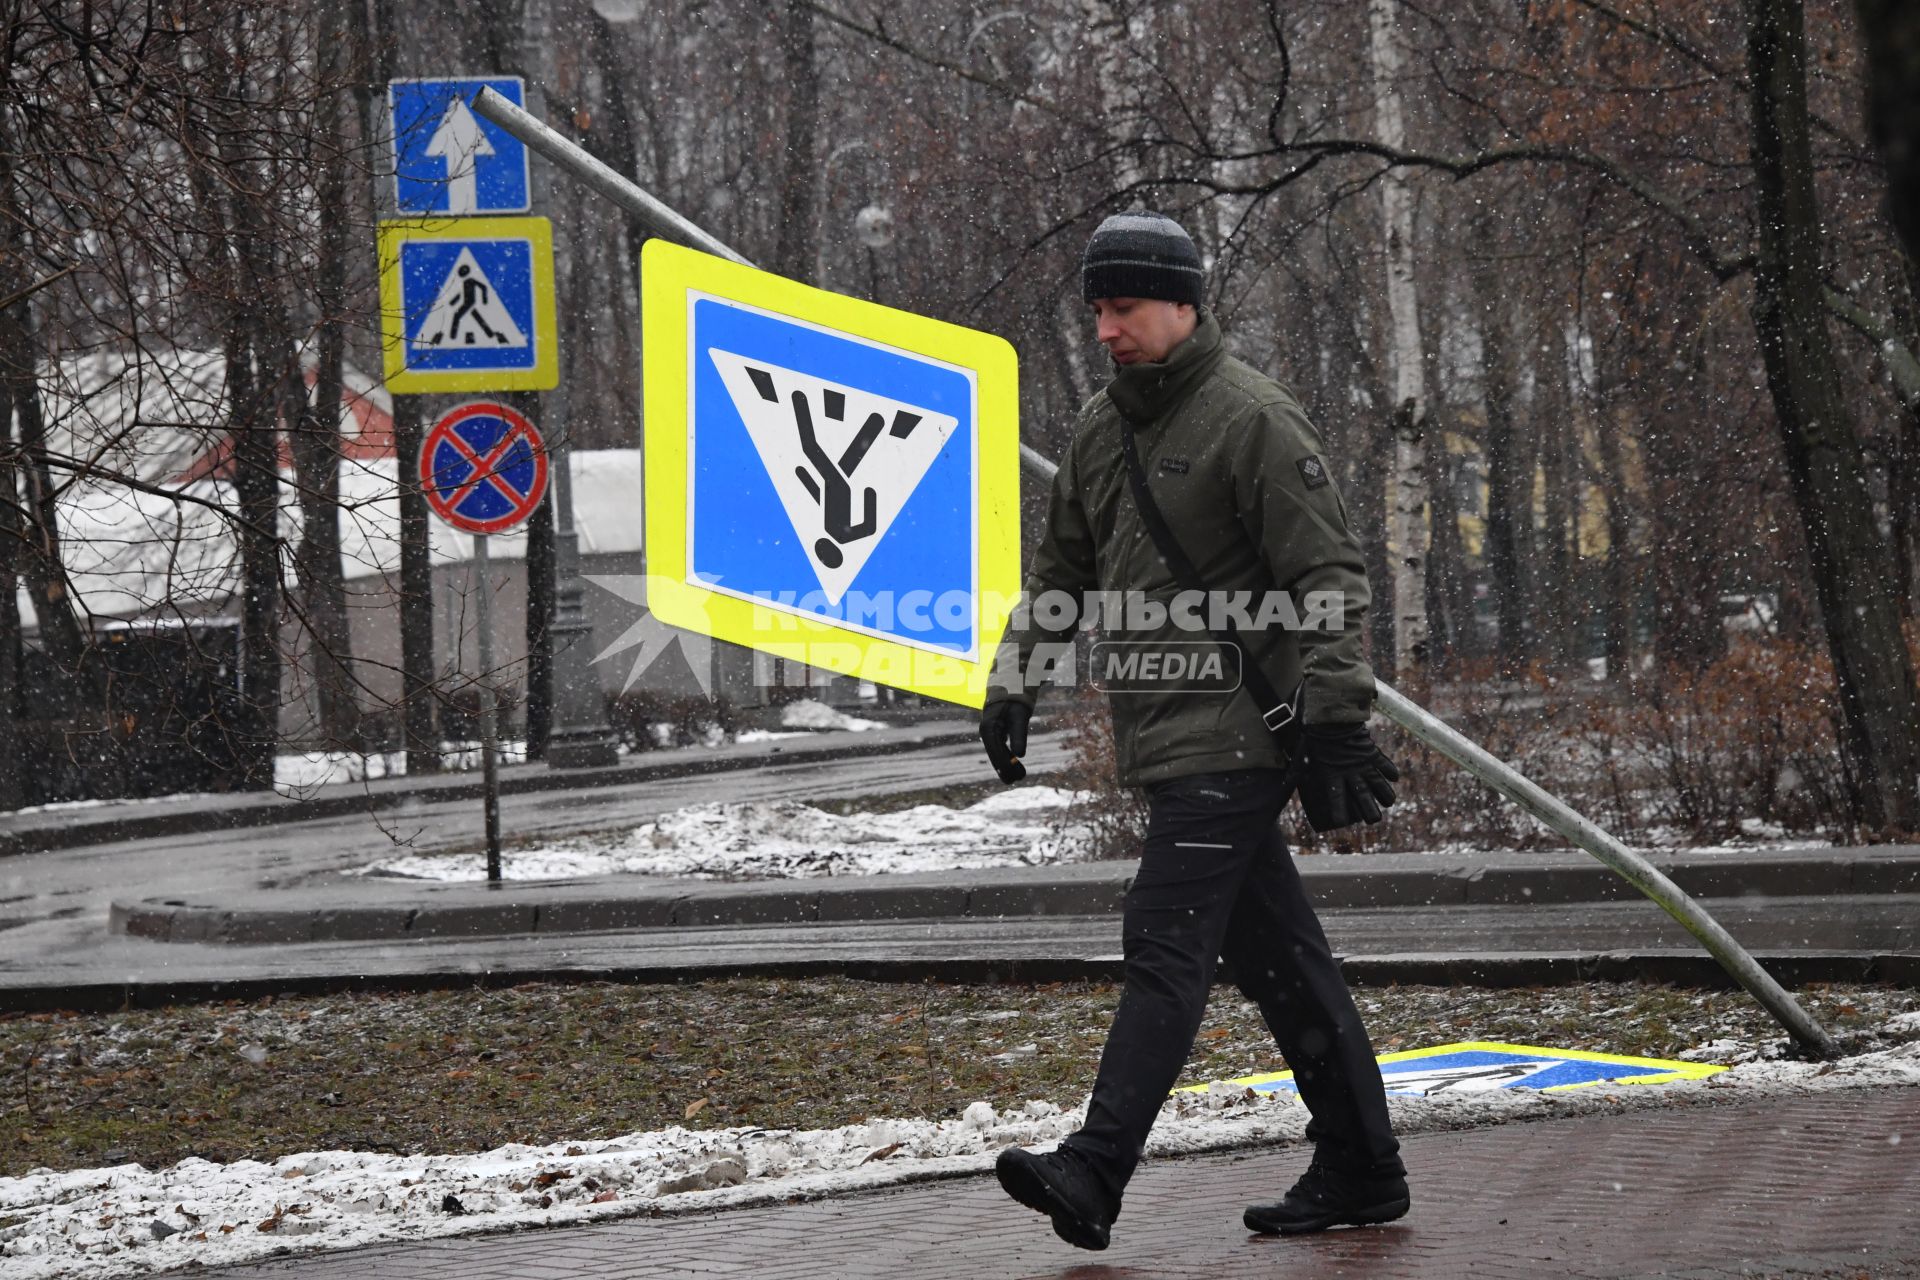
[[1091, 297, 1196, 365]]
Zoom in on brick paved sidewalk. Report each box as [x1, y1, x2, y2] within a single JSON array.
[[206, 1091, 1919, 1280]]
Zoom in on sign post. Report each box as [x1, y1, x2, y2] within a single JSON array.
[[383, 76, 617, 769], [473, 532, 502, 879], [419, 400, 550, 883]]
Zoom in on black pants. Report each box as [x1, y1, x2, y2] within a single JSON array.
[[1062, 768, 1403, 1205]]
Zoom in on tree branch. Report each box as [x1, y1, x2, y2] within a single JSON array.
[[800, 2, 1082, 128], [1825, 287, 1920, 413]]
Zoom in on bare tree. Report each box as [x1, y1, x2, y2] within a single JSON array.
[[1368, 0, 1431, 681]]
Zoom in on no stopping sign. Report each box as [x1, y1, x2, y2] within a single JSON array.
[[419, 401, 549, 534]]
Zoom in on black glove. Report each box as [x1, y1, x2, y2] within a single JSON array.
[[979, 700, 1032, 784], [1293, 722, 1400, 832]]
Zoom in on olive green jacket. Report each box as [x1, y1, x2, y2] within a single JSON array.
[[985, 310, 1376, 786]]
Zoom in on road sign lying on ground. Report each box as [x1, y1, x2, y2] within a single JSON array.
[[1179, 1041, 1728, 1098], [389, 77, 531, 215], [419, 401, 549, 535], [378, 217, 558, 394], [640, 238, 1020, 706]]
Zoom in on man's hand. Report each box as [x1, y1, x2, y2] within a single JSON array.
[[1294, 722, 1400, 831], [980, 700, 1032, 784]]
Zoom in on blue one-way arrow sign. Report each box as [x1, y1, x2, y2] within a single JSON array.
[[389, 77, 531, 215]]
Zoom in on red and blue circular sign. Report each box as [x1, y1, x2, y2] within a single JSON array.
[[418, 401, 549, 535]]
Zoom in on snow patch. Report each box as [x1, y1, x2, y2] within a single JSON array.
[[3, 1039, 1915, 1277], [354, 787, 1089, 881], [777, 699, 884, 733], [271, 742, 531, 795]]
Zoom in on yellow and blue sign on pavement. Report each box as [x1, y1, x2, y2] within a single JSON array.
[[1179, 1041, 1727, 1098], [641, 239, 1021, 706], [378, 216, 558, 395]]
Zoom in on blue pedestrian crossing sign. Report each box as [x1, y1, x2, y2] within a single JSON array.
[[377, 217, 558, 394], [641, 239, 1021, 707], [388, 78, 530, 215], [1179, 1041, 1727, 1100]]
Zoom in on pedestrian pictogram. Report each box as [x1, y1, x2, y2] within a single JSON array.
[[378, 217, 558, 394], [640, 239, 1021, 707], [389, 77, 531, 215], [418, 401, 549, 535], [1178, 1041, 1728, 1100], [709, 349, 958, 604], [415, 248, 528, 350]]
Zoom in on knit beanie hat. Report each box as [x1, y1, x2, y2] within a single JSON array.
[[1081, 211, 1205, 306]]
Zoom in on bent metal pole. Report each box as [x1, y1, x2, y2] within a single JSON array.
[[468, 87, 1841, 1060], [1372, 682, 1838, 1058], [470, 86, 1060, 485]]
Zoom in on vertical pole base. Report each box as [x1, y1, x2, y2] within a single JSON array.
[[545, 564, 618, 771], [544, 729, 621, 769]]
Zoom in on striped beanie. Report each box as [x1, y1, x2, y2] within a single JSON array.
[[1081, 211, 1205, 305]]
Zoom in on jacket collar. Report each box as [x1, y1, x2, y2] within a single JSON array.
[[1105, 308, 1226, 426]]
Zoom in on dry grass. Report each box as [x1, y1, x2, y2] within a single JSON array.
[[3, 978, 1912, 1178]]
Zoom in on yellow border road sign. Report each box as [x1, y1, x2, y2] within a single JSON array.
[[641, 238, 1021, 707], [1177, 1040, 1728, 1097], [378, 216, 559, 394]]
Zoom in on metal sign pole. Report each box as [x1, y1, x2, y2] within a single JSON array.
[[1373, 683, 1837, 1057], [472, 85, 1062, 487], [421, 402, 546, 886], [474, 533, 503, 884], [468, 89, 1839, 1058]]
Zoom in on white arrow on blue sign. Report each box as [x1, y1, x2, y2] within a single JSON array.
[[389, 77, 531, 215]]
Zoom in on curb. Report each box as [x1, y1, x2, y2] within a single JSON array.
[[5, 950, 1915, 1014], [109, 852, 1920, 945], [110, 874, 1133, 944], [0, 726, 982, 857]]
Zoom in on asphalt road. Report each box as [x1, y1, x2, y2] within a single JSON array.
[[0, 725, 1072, 984]]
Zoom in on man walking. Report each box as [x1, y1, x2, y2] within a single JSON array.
[[978, 212, 1407, 1251]]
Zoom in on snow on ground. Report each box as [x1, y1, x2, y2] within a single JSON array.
[[773, 699, 884, 733], [355, 787, 1090, 882], [3, 1034, 1915, 1278], [271, 743, 532, 795], [272, 702, 876, 795]]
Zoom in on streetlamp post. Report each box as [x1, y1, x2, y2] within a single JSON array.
[[524, 2, 619, 769]]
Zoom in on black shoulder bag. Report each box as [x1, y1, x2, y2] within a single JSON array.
[[1117, 425, 1304, 768]]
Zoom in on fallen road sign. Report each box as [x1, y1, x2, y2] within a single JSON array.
[[640, 238, 1020, 707], [1178, 1041, 1729, 1098]]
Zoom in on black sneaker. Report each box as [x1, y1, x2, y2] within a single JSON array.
[[994, 1146, 1114, 1251], [1243, 1158, 1410, 1236]]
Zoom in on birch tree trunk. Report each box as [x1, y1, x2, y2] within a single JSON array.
[[1589, 381, 1636, 680], [1476, 261, 1526, 676], [1368, 0, 1430, 681], [1539, 323, 1578, 669]]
